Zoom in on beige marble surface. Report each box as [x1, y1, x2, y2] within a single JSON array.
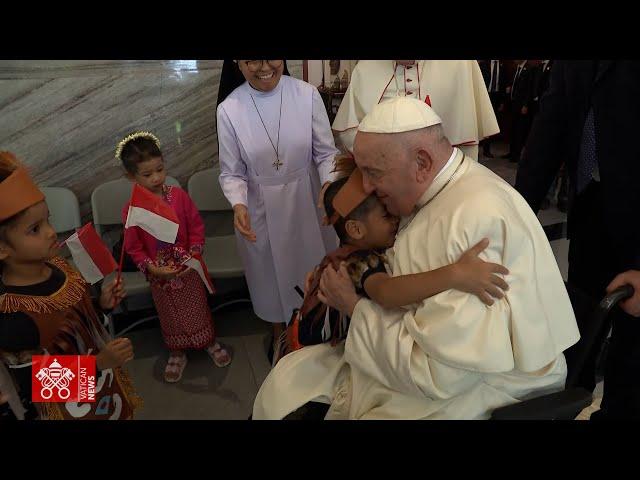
[[0, 60, 303, 219]]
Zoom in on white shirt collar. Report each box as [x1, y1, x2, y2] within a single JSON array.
[[394, 60, 417, 69], [433, 147, 458, 183], [411, 147, 462, 213]]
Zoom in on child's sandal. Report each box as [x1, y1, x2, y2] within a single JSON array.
[[206, 343, 232, 368]]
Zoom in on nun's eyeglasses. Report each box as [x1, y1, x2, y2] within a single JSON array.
[[244, 60, 283, 72]]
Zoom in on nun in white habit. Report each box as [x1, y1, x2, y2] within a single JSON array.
[[216, 60, 339, 358]]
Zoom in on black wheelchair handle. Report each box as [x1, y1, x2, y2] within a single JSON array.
[[599, 284, 634, 311]]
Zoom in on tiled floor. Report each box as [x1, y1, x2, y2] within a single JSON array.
[[120, 142, 600, 420], [123, 302, 271, 420]]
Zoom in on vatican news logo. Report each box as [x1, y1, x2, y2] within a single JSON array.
[[31, 355, 97, 403]]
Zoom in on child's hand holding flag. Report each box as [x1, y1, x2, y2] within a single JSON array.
[[99, 277, 126, 310]]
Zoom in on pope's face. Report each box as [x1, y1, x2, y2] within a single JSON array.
[[353, 132, 421, 217]]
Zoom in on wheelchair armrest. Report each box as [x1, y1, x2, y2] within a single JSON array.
[[490, 388, 593, 420]]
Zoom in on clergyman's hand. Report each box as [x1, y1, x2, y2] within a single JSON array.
[[317, 263, 361, 317]]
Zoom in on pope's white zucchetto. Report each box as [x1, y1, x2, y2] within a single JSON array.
[[358, 97, 443, 134]]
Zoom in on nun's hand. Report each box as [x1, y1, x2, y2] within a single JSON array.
[[233, 204, 257, 243]]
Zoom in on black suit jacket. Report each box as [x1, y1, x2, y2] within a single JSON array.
[[515, 60, 640, 270], [510, 62, 536, 110], [534, 61, 554, 101], [479, 60, 490, 83], [480, 60, 507, 103]]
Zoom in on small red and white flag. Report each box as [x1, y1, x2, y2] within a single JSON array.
[[65, 223, 118, 284], [182, 255, 216, 294], [124, 184, 179, 244]]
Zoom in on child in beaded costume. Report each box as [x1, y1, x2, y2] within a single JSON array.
[[0, 151, 141, 420]]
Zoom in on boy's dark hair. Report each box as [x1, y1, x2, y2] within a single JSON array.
[[323, 177, 379, 244], [120, 137, 163, 175]]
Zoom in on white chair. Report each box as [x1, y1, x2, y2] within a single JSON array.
[[42, 187, 82, 260], [90, 176, 181, 336], [187, 167, 251, 312], [42, 187, 82, 233]]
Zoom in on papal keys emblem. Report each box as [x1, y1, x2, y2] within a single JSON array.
[[35, 358, 76, 400]]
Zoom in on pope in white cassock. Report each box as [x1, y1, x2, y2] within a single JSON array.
[[332, 60, 500, 161], [253, 97, 580, 420]]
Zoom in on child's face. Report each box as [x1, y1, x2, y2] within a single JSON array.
[[131, 157, 166, 195], [360, 201, 400, 249], [0, 201, 59, 265]]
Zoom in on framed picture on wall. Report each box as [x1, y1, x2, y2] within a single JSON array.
[[303, 60, 358, 123], [323, 59, 355, 92], [304, 60, 358, 91]]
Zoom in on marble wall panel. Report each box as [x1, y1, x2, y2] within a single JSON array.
[[0, 60, 304, 220]]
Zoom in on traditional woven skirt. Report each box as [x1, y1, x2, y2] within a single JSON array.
[[151, 269, 215, 351]]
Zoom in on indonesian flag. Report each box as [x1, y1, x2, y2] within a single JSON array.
[[124, 184, 179, 243], [182, 255, 216, 294], [65, 223, 118, 284]]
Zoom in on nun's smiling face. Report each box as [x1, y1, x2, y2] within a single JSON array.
[[237, 60, 284, 92]]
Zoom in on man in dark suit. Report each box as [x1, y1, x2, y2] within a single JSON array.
[[532, 60, 567, 210], [532, 60, 553, 114], [503, 60, 536, 162], [479, 60, 506, 158], [515, 61, 640, 419]]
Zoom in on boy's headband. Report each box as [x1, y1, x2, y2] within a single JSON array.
[[0, 155, 45, 222], [327, 168, 369, 225]]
